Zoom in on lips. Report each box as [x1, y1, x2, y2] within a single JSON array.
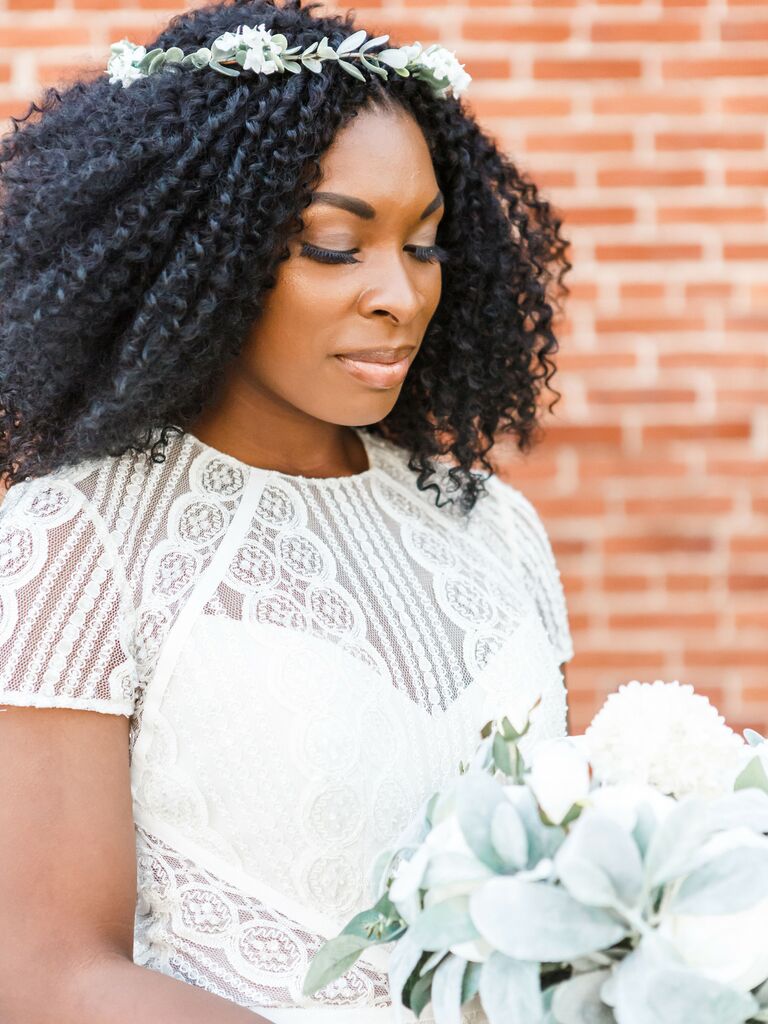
[[334, 346, 415, 388]]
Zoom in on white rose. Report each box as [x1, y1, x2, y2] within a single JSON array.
[[657, 828, 768, 992], [586, 782, 676, 832], [527, 737, 591, 825]]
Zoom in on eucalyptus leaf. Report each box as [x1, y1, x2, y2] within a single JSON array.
[[163, 46, 184, 63], [360, 34, 390, 52], [301, 933, 370, 996], [302, 57, 322, 74], [431, 954, 468, 1024], [137, 46, 163, 72], [550, 970, 615, 1024], [336, 29, 368, 55], [208, 60, 240, 77], [745, 729, 767, 747], [470, 877, 628, 961], [555, 809, 644, 911], [492, 731, 513, 776], [735, 756, 768, 796], [478, 951, 543, 1024], [337, 58, 367, 82], [301, 41, 319, 56], [377, 47, 409, 69], [359, 54, 390, 80], [669, 845, 768, 914], [409, 895, 481, 953], [148, 52, 167, 74]]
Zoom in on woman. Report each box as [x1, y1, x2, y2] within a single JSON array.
[[0, 0, 573, 1020]]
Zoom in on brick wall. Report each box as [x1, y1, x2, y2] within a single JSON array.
[[1, 0, 766, 735]]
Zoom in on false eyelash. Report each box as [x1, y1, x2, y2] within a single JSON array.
[[300, 242, 450, 266]]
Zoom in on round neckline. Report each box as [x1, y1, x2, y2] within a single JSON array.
[[184, 426, 380, 485]]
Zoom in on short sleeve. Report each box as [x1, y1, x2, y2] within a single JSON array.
[[0, 474, 139, 715], [491, 477, 575, 666]]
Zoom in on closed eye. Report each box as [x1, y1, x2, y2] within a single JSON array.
[[300, 242, 450, 266]]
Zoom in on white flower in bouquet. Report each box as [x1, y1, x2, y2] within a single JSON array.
[[526, 737, 591, 825], [656, 826, 768, 993], [582, 679, 746, 798], [585, 781, 676, 832]]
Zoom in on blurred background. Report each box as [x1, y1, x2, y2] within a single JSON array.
[[1, 0, 766, 734]]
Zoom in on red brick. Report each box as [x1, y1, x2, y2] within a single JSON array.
[[663, 58, 768, 78], [534, 59, 642, 79], [544, 424, 624, 446], [469, 97, 570, 118], [724, 243, 768, 259], [463, 21, 571, 42], [579, 458, 688, 480], [667, 574, 713, 591], [592, 20, 701, 41], [598, 167, 704, 187], [604, 535, 713, 554], [593, 94, 703, 115], [726, 169, 768, 186], [589, 387, 697, 405], [596, 243, 703, 260], [656, 132, 765, 150], [561, 206, 635, 225], [620, 283, 667, 301], [625, 496, 733, 514], [595, 316, 706, 333], [642, 421, 752, 442], [526, 132, 634, 153], [603, 575, 650, 591], [0, 27, 93, 45], [659, 205, 766, 223], [722, 96, 768, 115], [609, 613, 719, 629], [720, 20, 768, 40]]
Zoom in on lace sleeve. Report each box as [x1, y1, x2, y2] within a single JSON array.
[[491, 477, 575, 667], [0, 474, 139, 715]]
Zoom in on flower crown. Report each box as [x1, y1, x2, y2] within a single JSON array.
[[106, 24, 471, 100]]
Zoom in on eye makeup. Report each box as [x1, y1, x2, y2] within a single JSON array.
[[300, 242, 450, 266]]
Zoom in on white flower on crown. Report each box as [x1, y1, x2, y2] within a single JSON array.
[[400, 41, 472, 99], [243, 23, 283, 75], [107, 40, 147, 87]]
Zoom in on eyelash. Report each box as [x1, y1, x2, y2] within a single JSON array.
[[300, 242, 450, 266]]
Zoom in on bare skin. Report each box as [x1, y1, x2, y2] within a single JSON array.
[[188, 102, 445, 478]]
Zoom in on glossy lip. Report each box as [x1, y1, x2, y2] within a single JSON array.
[[334, 348, 414, 388]]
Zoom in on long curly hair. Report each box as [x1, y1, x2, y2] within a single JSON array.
[[0, 0, 571, 514]]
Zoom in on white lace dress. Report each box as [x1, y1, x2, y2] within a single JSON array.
[[0, 427, 574, 1022]]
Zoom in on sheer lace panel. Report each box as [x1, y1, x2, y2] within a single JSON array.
[[134, 826, 394, 1011], [0, 473, 139, 713]]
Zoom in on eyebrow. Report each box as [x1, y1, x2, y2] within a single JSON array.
[[309, 189, 444, 221]]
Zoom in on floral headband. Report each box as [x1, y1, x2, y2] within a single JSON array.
[[106, 23, 471, 100]]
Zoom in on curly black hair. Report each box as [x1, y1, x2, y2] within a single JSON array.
[[0, 0, 571, 514]]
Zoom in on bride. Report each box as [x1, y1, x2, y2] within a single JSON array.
[[0, 0, 573, 1020]]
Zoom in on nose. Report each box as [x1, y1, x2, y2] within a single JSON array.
[[357, 247, 432, 325]]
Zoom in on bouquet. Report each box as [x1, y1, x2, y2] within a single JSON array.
[[302, 680, 768, 1023]]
